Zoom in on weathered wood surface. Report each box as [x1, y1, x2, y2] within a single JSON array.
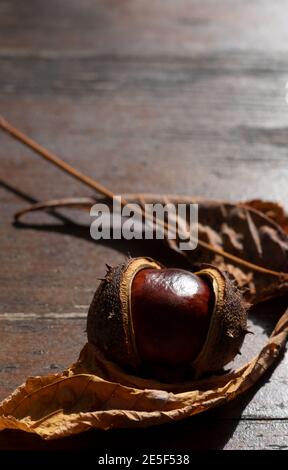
[[1, 0, 288, 450]]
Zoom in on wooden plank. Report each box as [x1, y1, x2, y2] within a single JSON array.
[[0, 51, 288, 205], [0, 318, 86, 399], [1, 52, 288, 95], [0, 0, 288, 55], [0, 415, 287, 450]]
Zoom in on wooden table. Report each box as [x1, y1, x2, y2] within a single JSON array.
[[1, 0, 288, 450]]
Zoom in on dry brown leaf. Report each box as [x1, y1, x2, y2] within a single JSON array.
[[125, 195, 288, 303], [2, 194, 288, 440], [243, 199, 288, 234]]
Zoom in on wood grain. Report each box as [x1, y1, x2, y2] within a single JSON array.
[[1, 0, 288, 450]]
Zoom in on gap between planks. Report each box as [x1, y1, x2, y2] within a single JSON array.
[[0, 312, 88, 320]]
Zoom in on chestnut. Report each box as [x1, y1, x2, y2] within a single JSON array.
[[131, 268, 213, 366], [87, 257, 248, 381]]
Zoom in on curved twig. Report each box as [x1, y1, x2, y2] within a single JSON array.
[[14, 197, 97, 221]]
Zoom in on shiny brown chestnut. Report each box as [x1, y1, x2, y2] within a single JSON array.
[[87, 257, 248, 381], [131, 268, 213, 366]]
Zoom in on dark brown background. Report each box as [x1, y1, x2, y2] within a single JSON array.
[[1, 0, 288, 450]]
